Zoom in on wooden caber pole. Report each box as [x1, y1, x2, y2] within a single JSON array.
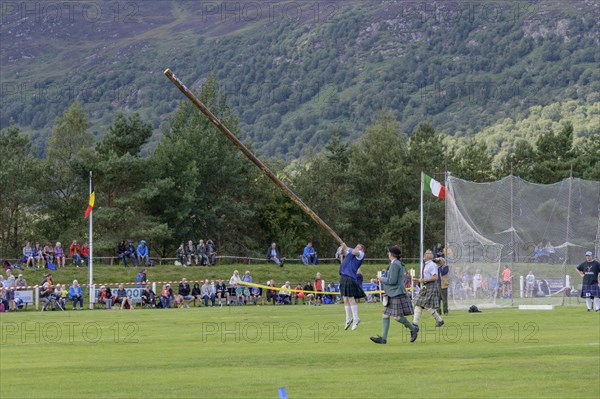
[[164, 68, 344, 246]]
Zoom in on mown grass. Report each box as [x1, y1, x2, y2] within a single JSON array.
[[0, 305, 598, 399]]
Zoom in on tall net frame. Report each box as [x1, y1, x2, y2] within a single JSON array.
[[446, 175, 600, 308]]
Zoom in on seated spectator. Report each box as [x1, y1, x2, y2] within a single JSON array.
[[52, 284, 62, 306], [243, 286, 252, 303], [534, 243, 543, 262], [22, 241, 35, 268], [191, 282, 202, 307], [115, 240, 126, 266], [241, 270, 253, 286], [97, 286, 113, 309], [60, 284, 69, 309], [201, 279, 216, 307], [136, 240, 150, 267], [39, 282, 52, 311], [267, 242, 284, 267], [303, 281, 315, 305], [196, 240, 208, 266], [176, 243, 187, 266], [114, 284, 133, 310], [266, 280, 277, 305], [69, 240, 82, 267], [15, 274, 27, 290], [249, 286, 261, 305], [33, 242, 44, 268], [54, 242, 66, 268], [121, 240, 137, 267], [160, 284, 173, 308], [206, 240, 217, 266], [293, 283, 304, 304], [229, 270, 241, 285], [69, 280, 84, 310], [215, 279, 229, 307], [141, 284, 156, 307], [234, 284, 245, 305], [81, 243, 90, 267], [43, 242, 55, 267], [185, 240, 197, 266], [301, 242, 318, 265], [1, 272, 16, 311], [279, 281, 292, 305], [366, 278, 378, 303], [136, 269, 147, 288], [0, 288, 9, 312], [314, 272, 324, 306], [177, 278, 193, 308]]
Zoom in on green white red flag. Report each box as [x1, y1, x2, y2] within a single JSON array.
[[423, 173, 445, 200]]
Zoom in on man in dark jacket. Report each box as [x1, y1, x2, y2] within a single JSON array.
[[267, 242, 284, 267]]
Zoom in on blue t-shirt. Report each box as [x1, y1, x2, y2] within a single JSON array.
[[339, 248, 364, 279]]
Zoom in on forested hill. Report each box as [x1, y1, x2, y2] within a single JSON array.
[[1, 0, 598, 158]]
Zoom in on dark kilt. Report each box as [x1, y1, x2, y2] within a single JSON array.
[[383, 293, 413, 317], [415, 282, 440, 309], [580, 284, 600, 298], [339, 274, 366, 299]]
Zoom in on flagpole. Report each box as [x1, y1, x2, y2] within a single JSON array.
[[420, 171, 424, 284], [88, 171, 93, 309]]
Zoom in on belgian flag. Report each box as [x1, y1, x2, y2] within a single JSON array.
[[84, 175, 95, 219]]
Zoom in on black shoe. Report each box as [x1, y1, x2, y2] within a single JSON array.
[[410, 325, 419, 343], [370, 336, 387, 344], [436, 320, 445, 327]]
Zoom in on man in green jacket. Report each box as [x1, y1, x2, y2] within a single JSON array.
[[370, 246, 419, 344]]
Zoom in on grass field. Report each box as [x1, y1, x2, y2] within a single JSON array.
[[1, 302, 598, 398]]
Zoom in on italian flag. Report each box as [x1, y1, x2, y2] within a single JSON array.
[[423, 173, 446, 200]]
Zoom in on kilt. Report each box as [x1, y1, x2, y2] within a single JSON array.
[[580, 284, 600, 298], [383, 293, 413, 317], [339, 274, 366, 299], [415, 282, 440, 310]]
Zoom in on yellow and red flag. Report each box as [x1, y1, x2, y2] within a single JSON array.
[[84, 176, 95, 219]]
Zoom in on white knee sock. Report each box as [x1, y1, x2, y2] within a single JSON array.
[[413, 306, 423, 325], [586, 298, 592, 310], [351, 305, 359, 321], [594, 297, 600, 311], [428, 308, 443, 322], [345, 305, 352, 322]]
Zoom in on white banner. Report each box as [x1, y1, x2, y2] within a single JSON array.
[[91, 287, 144, 303], [14, 290, 34, 304]]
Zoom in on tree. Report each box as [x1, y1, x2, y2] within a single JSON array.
[[450, 139, 494, 182], [82, 113, 165, 256], [40, 101, 95, 241], [344, 110, 411, 248], [96, 113, 152, 157], [147, 76, 266, 256], [0, 123, 43, 257], [529, 122, 576, 183]]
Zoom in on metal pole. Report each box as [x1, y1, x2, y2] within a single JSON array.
[[88, 171, 94, 309]]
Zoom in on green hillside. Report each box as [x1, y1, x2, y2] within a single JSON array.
[[1, 0, 598, 158]]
